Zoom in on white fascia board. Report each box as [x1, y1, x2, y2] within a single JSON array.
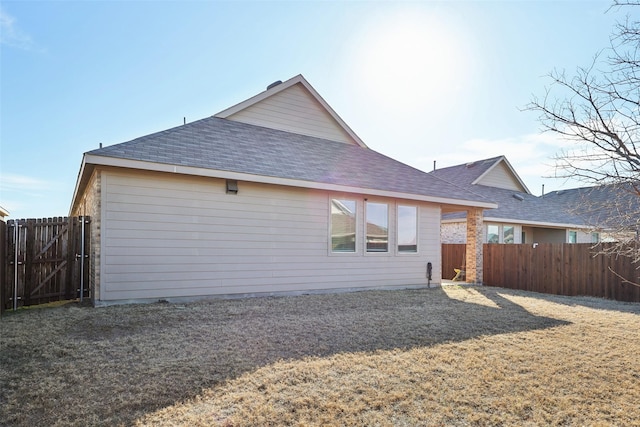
[[443, 215, 586, 229], [470, 156, 501, 186], [214, 75, 301, 118], [483, 216, 586, 229], [214, 75, 368, 148], [85, 154, 498, 209], [69, 155, 90, 216]]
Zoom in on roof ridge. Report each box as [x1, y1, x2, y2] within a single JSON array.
[[434, 155, 504, 172]]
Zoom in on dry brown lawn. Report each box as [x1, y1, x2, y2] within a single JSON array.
[[1, 286, 639, 426]]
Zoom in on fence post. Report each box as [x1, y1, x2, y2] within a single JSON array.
[[66, 217, 75, 300], [0, 219, 6, 316]]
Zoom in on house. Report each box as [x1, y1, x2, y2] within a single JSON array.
[[0, 206, 8, 221], [432, 156, 596, 244], [544, 182, 640, 242], [70, 75, 496, 305]]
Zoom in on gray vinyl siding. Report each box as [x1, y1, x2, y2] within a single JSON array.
[[226, 83, 356, 145], [100, 170, 441, 301], [477, 162, 526, 192]]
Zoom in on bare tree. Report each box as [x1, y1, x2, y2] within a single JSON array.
[[528, 1, 640, 284]]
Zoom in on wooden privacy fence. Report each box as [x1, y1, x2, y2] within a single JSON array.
[[442, 243, 466, 281], [2, 217, 91, 312], [482, 243, 640, 303], [0, 220, 5, 314]]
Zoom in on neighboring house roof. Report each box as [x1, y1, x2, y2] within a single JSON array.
[[438, 184, 586, 228], [432, 155, 530, 194], [0, 205, 9, 219], [433, 155, 586, 228], [70, 76, 497, 214], [470, 185, 585, 227], [544, 182, 640, 230]]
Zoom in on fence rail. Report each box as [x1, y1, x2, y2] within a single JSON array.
[[2, 217, 90, 311], [443, 243, 639, 303]]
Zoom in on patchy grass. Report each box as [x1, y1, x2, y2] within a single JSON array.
[[1, 286, 639, 426]]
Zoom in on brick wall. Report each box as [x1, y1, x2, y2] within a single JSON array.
[[441, 222, 467, 244], [72, 169, 101, 303], [465, 208, 483, 283]]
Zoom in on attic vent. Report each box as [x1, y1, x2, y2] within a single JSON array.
[[513, 194, 525, 201], [226, 179, 238, 195], [267, 80, 282, 90]]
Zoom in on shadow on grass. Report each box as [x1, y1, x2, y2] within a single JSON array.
[[485, 285, 640, 315], [1, 286, 570, 427]]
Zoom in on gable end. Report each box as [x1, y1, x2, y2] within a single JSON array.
[[475, 158, 529, 193], [215, 75, 366, 147]]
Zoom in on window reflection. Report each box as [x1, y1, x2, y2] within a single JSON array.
[[503, 226, 515, 244], [398, 206, 417, 252], [487, 224, 499, 244], [331, 199, 356, 252], [366, 202, 388, 252]]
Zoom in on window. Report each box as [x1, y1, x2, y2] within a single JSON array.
[[397, 205, 417, 253], [591, 232, 600, 243], [329, 199, 418, 254], [568, 230, 578, 244], [366, 202, 388, 252], [331, 199, 356, 252], [487, 223, 517, 243], [503, 226, 515, 244], [487, 224, 499, 243]]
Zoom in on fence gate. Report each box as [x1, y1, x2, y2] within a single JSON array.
[[3, 217, 90, 311]]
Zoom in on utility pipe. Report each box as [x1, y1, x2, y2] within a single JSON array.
[[13, 223, 19, 311], [80, 216, 85, 302]]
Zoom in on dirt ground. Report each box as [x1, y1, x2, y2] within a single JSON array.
[[1, 286, 639, 426]]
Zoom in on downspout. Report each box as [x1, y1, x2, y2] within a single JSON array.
[[13, 223, 19, 311], [80, 216, 85, 302]]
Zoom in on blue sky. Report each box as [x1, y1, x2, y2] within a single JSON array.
[[0, 0, 625, 219]]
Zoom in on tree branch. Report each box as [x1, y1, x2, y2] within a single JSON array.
[[608, 266, 640, 288]]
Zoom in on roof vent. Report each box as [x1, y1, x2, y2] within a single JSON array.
[[513, 193, 525, 201], [267, 80, 282, 90], [465, 162, 476, 168]]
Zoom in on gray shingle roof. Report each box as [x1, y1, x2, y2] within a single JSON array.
[[440, 184, 587, 225], [431, 156, 504, 187], [544, 183, 640, 229], [433, 157, 589, 226], [87, 116, 492, 205], [472, 185, 584, 224]]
